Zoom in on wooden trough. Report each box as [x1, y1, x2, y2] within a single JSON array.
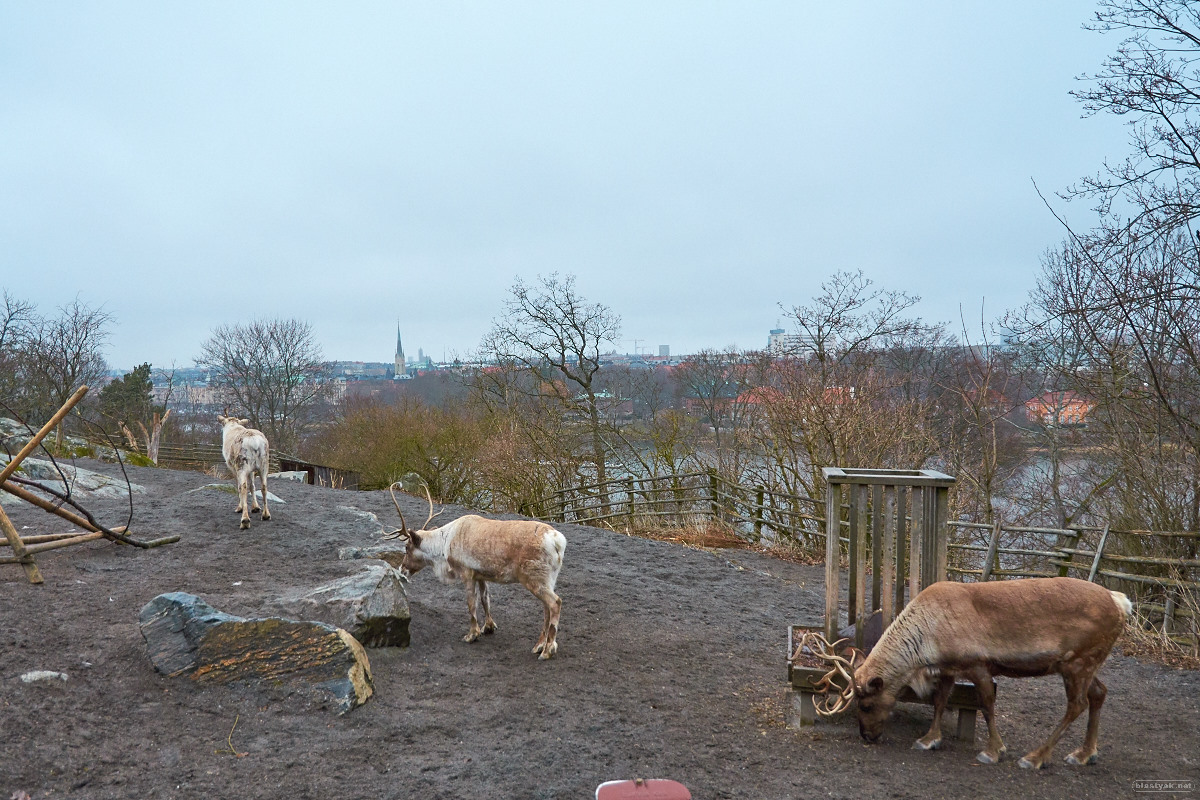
[[1, 386, 178, 584], [788, 467, 989, 740]]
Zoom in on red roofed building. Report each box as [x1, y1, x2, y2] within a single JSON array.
[[1025, 391, 1094, 426]]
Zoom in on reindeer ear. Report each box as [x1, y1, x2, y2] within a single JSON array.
[[217, 415, 227, 424], [867, 676, 884, 693], [845, 647, 867, 669], [409, 531, 421, 548], [239, 418, 251, 426]]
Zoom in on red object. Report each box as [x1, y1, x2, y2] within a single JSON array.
[[596, 779, 692, 800]]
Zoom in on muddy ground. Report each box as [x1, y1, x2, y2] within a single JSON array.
[[1, 459, 1198, 799]]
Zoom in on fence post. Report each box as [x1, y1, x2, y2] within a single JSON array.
[[980, 517, 1003, 582], [708, 471, 720, 523], [1057, 529, 1081, 577], [753, 486, 765, 543], [626, 478, 635, 526], [1164, 589, 1177, 635], [1086, 524, 1112, 583]]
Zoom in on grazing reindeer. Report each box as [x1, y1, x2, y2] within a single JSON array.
[[846, 577, 1130, 768], [386, 483, 566, 659], [217, 414, 271, 530]]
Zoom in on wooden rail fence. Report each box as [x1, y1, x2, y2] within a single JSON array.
[[538, 471, 1200, 649]]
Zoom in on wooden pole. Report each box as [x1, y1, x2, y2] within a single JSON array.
[[0, 504, 43, 583], [1087, 524, 1112, 583], [980, 518, 1003, 582], [880, 485, 896, 628], [848, 484, 861, 627], [0, 385, 90, 486], [824, 485, 840, 642]]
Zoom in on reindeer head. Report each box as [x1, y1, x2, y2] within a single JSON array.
[[217, 414, 250, 429], [384, 480, 442, 578], [852, 667, 894, 743]]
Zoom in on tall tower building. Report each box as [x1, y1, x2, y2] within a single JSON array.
[[394, 322, 406, 378]]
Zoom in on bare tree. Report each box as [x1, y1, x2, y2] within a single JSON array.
[[673, 348, 770, 478], [197, 318, 327, 453], [0, 290, 36, 405], [480, 274, 621, 501], [19, 298, 112, 441], [1068, 0, 1200, 247]]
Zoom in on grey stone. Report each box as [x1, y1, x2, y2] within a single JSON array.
[[338, 543, 407, 570], [268, 566, 410, 648], [138, 592, 373, 714]]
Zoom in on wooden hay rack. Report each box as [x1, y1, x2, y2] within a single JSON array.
[[787, 467, 989, 740], [1, 386, 179, 584]]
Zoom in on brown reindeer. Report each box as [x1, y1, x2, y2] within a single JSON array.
[[846, 577, 1130, 769], [385, 483, 566, 659]]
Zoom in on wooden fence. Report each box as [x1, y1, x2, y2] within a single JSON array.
[[539, 471, 1200, 649]]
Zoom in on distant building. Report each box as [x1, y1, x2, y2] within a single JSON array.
[[659, 345, 670, 357], [1025, 391, 1093, 426], [394, 323, 410, 380]]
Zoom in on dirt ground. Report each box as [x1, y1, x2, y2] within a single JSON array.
[[2, 459, 1198, 800]]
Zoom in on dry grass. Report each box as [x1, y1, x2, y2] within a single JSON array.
[[616, 516, 825, 565], [1118, 608, 1200, 671]]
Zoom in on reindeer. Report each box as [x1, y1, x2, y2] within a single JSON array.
[[385, 483, 566, 659], [813, 577, 1130, 769], [216, 414, 271, 530]]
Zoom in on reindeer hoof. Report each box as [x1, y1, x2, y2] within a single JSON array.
[[251, 507, 261, 515], [262, 512, 271, 521], [532, 643, 545, 654], [976, 751, 1001, 765], [538, 643, 557, 660], [1065, 752, 1097, 766], [483, 622, 496, 634], [463, 632, 480, 643], [913, 739, 942, 751], [239, 520, 250, 530], [1018, 756, 1044, 770]]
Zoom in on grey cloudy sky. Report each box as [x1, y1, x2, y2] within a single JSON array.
[[1, 2, 1129, 370]]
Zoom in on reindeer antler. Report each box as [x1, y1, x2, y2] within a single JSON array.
[[382, 481, 413, 541], [382, 478, 443, 539], [791, 631, 858, 717]]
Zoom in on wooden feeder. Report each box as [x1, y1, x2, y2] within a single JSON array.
[[788, 467, 988, 741]]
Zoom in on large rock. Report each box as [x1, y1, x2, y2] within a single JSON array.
[[268, 566, 411, 648], [0, 453, 146, 499], [338, 543, 407, 570], [138, 592, 373, 714]]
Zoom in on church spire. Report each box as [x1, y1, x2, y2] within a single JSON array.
[[394, 321, 406, 378]]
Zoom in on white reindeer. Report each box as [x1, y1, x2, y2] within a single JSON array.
[[386, 484, 566, 659], [217, 414, 271, 530]]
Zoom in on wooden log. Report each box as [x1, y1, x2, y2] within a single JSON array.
[[138, 592, 374, 714], [0, 504, 42, 583]]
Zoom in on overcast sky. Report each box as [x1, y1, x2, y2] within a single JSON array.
[[1, 2, 1131, 370]]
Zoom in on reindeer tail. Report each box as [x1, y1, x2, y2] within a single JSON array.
[[1110, 590, 1133, 617]]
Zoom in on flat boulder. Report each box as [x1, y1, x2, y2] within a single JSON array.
[[138, 592, 373, 714], [269, 565, 411, 648]]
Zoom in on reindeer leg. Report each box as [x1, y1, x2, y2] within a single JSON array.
[[534, 588, 561, 660], [914, 675, 955, 751], [969, 667, 1005, 764], [478, 580, 496, 634], [237, 471, 251, 529], [1065, 675, 1106, 766], [1019, 664, 1090, 769], [259, 468, 271, 521], [250, 473, 262, 514], [462, 576, 483, 642]]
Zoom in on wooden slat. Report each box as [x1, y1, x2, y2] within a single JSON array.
[[824, 485, 840, 642]]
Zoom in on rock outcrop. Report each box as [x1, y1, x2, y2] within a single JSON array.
[[138, 592, 373, 714]]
